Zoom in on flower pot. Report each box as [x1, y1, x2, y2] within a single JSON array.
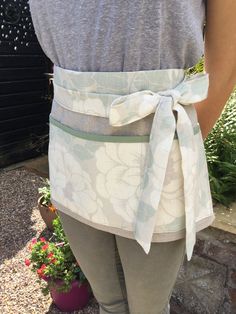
[[37, 195, 57, 231], [44, 277, 91, 312]]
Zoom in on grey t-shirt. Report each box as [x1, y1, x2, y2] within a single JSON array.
[[29, 0, 206, 136], [29, 0, 206, 72]]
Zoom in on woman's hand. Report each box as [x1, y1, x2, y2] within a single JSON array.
[[194, 0, 236, 140]]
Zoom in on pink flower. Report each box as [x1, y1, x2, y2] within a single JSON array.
[[40, 237, 46, 243], [31, 238, 37, 244], [47, 252, 54, 259], [37, 264, 47, 277], [24, 258, 31, 266], [42, 243, 49, 251], [50, 258, 57, 264]]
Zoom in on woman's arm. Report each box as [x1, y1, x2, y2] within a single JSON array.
[[194, 0, 236, 139]]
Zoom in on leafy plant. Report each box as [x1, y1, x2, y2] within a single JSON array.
[[38, 178, 51, 206], [38, 178, 57, 212], [204, 91, 236, 206], [24, 216, 88, 296], [186, 57, 204, 76]]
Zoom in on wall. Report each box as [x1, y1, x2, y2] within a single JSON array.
[[0, 0, 52, 167]]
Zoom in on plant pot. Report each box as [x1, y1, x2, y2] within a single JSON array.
[[37, 195, 58, 231], [44, 277, 91, 312]]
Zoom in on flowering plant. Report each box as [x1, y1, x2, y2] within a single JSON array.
[[25, 216, 88, 295]]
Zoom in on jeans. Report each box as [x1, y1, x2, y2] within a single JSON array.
[[57, 210, 186, 314]]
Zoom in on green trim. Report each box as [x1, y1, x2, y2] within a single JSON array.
[[49, 115, 200, 143], [50, 115, 150, 142], [193, 123, 201, 135]]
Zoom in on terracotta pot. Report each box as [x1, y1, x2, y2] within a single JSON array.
[[37, 195, 58, 231], [43, 277, 91, 312]]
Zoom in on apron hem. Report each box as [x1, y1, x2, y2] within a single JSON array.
[[52, 198, 216, 243]]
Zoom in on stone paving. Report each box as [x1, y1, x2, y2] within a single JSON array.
[[171, 226, 236, 313]]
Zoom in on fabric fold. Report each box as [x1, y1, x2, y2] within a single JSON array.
[[108, 73, 209, 261]]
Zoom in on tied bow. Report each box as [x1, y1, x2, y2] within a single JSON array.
[[108, 73, 209, 261]]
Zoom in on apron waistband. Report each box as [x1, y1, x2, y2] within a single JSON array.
[[52, 65, 209, 261]]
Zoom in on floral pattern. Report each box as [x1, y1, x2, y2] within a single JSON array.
[[49, 122, 186, 231]]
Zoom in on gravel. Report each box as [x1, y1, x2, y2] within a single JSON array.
[[0, 166, 99, 314]]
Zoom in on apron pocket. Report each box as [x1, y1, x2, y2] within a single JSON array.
[[48, 115, 149, 228], [48, 114, 202, 233]]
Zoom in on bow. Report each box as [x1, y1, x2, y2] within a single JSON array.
[[109, 72, 209, 261]]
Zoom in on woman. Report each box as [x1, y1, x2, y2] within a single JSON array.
[[29, 1, 236, 313]]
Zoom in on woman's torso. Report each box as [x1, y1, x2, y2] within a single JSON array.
[[29, 0, 206, 72]]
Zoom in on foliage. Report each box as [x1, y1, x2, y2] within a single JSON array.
[[186, 57, 204, 76], [187, 58, 236, 206], [38, 178, 57, 212], [204, 92, 236, 206], [24, 217, 88, 296], [38, 178, 51, 206]]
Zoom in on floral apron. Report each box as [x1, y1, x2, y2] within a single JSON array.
[[49, 65, 215, 262]]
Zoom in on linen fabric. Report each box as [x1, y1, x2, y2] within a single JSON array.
[[49, 65, 215, 262]]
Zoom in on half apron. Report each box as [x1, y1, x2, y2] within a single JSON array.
[[48, 65, 216, 262]]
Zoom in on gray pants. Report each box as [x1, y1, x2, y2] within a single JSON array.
[[57, 210, 186, 314]]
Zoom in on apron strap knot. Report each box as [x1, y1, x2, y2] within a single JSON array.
[[108, 72, 209, 262], [159, 89, 182, 106]]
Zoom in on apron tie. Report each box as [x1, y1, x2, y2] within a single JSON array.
[[108, 72, 209, 261]]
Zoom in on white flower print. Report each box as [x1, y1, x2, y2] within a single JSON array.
[[95, 142, 144, 223], [49, 125, 106, 223]]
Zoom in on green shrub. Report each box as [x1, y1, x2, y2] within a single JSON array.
[[204, 91, 236, 206], [187, 58, 236, 206]]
